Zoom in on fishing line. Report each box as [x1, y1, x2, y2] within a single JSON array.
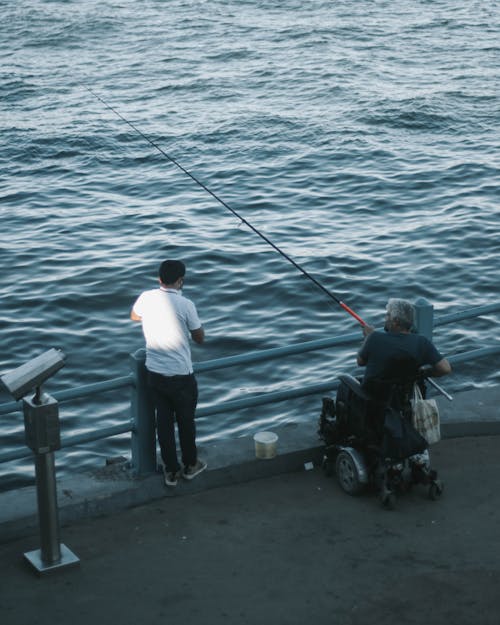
[[85, 86, 366, 326]]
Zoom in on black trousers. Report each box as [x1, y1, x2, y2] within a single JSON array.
[[147, 371, 198, 473]]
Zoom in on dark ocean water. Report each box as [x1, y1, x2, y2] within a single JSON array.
[[1, 0, 499, 489]]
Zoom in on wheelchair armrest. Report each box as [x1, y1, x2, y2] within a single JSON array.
[[418, 365, 433, 379], [337, 374, 372, 401]]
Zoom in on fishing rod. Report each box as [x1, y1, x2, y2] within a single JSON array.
[[85, 86, 367, 326], [427, 378, 453, 401]]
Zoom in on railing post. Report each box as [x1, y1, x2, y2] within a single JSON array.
[[414, 297, 434, 340], [130, 349, 157, 475]]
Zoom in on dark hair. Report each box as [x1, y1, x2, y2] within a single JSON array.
[[159, 260, 185, 285]]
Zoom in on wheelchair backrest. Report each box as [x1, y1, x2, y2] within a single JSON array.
[[335, 354, 420, 442], [362, 353, 419, 409]]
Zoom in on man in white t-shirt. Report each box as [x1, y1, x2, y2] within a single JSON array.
[[131, 260, 206, 486]]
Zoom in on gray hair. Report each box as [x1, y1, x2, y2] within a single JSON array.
[[386, 298, 414, 330]]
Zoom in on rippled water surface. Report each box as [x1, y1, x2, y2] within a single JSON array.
[[1, 0, 499, 488]]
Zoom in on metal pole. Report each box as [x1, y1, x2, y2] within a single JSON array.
[[130, 349, 157, 475], [34, 451, 61, 564], [414, 297, 453, 401], [414, 297, 434, 340]]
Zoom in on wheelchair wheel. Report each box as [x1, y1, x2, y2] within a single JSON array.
[[335, 450, 364, 495]]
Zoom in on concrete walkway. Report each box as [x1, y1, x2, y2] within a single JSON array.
[[0, 386, 500, 624], [1, 435, 500, 625]]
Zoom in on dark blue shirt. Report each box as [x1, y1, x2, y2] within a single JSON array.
[[359, 331, 443, 383]]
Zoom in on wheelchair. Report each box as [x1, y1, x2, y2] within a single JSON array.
[[318, 365, 443, 509]]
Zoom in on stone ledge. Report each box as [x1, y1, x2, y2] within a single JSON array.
[[0, 422, 323, 544]]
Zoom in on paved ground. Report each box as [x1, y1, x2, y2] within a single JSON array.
[[1, 435, 499, 625]]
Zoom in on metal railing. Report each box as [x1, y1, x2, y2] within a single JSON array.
[[1, 298, 499, 475]]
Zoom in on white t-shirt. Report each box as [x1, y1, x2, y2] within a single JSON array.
[[132, 287, 202, 376]]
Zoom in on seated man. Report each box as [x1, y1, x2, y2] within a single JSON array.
[[357, 298, 451, 407]]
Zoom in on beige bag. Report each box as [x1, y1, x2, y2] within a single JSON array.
[[411, 384, 441, 444]]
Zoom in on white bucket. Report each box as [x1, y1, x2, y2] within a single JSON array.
[[253, 431, 278, 459]]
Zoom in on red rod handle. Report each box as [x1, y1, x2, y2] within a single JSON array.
[[339, 301, 367, 326]]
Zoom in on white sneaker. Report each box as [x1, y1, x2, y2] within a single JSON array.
[[410, 449, 430, 467], [163, 467, 182, 487], [183, 459, 207, 480]]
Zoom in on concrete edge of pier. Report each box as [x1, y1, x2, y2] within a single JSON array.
[[1, 386, 499, 543]]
